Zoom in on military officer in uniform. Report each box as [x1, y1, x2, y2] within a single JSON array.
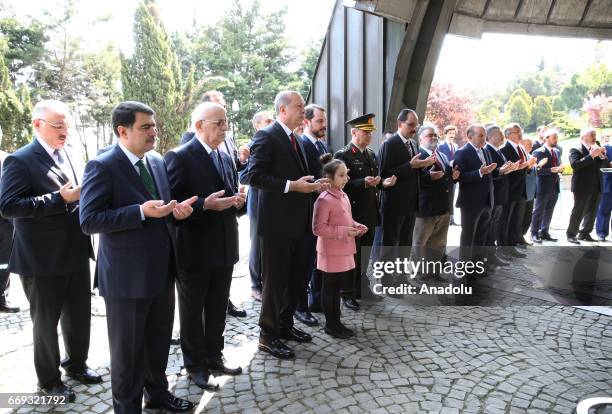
[[334, 114, 396, 308]]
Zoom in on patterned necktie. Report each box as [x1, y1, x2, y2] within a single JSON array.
[[517, 145, 526, 162], [315, 140, 326, 155], [405, 140, 414, 158], [136, 159, 158, 199], [54, 149, 76, 184]]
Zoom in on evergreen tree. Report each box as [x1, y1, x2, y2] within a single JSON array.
[[122, 0, 186, 154], [506, 95, 531, 128], [531, 96, 553, 128]]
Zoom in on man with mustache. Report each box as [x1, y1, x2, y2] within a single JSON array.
[[0, 100, 101, 401]]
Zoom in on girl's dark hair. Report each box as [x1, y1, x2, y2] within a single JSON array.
[[320, 153, 345, 178]]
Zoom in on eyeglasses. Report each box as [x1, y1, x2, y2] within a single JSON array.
[[39, 119, 69, 130], [202, 118, 228, 127]]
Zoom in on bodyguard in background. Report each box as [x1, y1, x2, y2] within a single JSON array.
[[595, 138, 612, 241], [0, 144, 19, 313], [0, 100, 100, 401], [438, 125, 459, 225]]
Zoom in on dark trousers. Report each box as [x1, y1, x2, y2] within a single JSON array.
[[248, 216, 262, 291], [595, 192, 612, 238], [259, 234, 312, 341], [449, 183, 456, 219], [104, 282, 174, 414], [322, 271, 351, 329], [522, 199, 534, 236], [20, 272, 91, 389], [531, 192, 558, 236], [381, 210, 415, 248], [503, 200, 526, 246], [567, 191, 601, 237], [0, 219, 12, 303], [487, 205, 505, 246], [342, 227, 374, 299], [297, 234, 322, 312], [176, 266, 232, 373], [460, 206, 491, 260]]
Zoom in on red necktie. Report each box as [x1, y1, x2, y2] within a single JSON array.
[[290, 133, 298, 152], [450, 143, 454, 158], [518, 146, 526, 162], [434, 151, 444, 170], [551, 149, 558, 167]]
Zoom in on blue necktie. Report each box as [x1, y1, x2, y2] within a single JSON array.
[[315, 140, 327, 155]]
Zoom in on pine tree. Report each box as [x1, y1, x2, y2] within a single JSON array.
[[122, 0, 186, 154]]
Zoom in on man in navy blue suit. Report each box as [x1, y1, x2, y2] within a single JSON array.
[[296, 103, 328, 321], [165, 102, 246, 387], [595, 138, 612, 241], [240, 111, 275, 302], [438, 125, 459, 225], [454, 124, 497, 262], [0, 100, 100, 401], [530, 129, 563, 243], [80, 101, 196, 413]]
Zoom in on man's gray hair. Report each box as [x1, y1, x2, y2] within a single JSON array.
[[273, 90, 301, 114], [190, 102, 225, 131], [252, 110, 274, 129], [416, 124, 437, 139], [503, 122, 522, 138], [486, 124, 502, 140], [31, 100, 70, 121]]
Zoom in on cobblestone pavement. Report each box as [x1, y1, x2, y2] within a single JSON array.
[[1, 205, 611, 413]]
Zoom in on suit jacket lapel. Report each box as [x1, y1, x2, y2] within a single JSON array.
[[190, 138, 226, 190], [32, 140, 69, 184], [113, 145, 152, 200], [274, 122, 306, 175], [146, 154, 169, 201]]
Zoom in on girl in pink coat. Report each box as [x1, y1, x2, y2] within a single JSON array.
[[313, 155, 367, 338]]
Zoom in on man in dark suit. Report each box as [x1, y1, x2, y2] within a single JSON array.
[[0, 148, 19, 313], [179, 90, 246, 318], [531, 125, 547, 154], [595, 140, 612, 241], [412, 125, 459, 270], [438, 125, 459, 225], [165, 102, 245, 388], [566, 128, 609, 244], [531, 129, 563, 243], [378, 109, 435, 265], [483, 125, 518, 260], [80, 101, 196, 413], [0, 100, 101, 401], [245, 90, 327, 360], [240, 111, 275, 302], [334, 114, 393, 307], [500, 123, 536, 247], [454, 124, 497, 261], [296, 103, 328, 322]]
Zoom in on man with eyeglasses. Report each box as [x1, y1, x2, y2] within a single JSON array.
[[0, 100, 101, 402], [378, 109, 435, 287], [165, 101, 245, 389], [179, 90, 247, 318], [412, 125, 459, 275]]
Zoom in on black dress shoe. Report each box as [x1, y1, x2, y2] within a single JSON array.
[[308, 301, 323, 313], [258, 338, 295, 359], [578, 233, 597, 242], [65, 367, 102, 384], [0, 301, 19, 313], [598, 236, 607, 242], [294, 310, 318, 326], [531, 234, 542, 244], [324, 324, 353, 339], [539, 233, 556, 241], [342, 298, 360, 310], [208, 356, 242, 376], [187, 371, 219, 391], [280, 326, 312, 343], [145, 393, 195, 412], [227, 300, 247, 317], [567, 236, 581, 245], [38, 382, 76, 403]]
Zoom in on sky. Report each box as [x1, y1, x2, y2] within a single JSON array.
[[4, 0, 611, 90]]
